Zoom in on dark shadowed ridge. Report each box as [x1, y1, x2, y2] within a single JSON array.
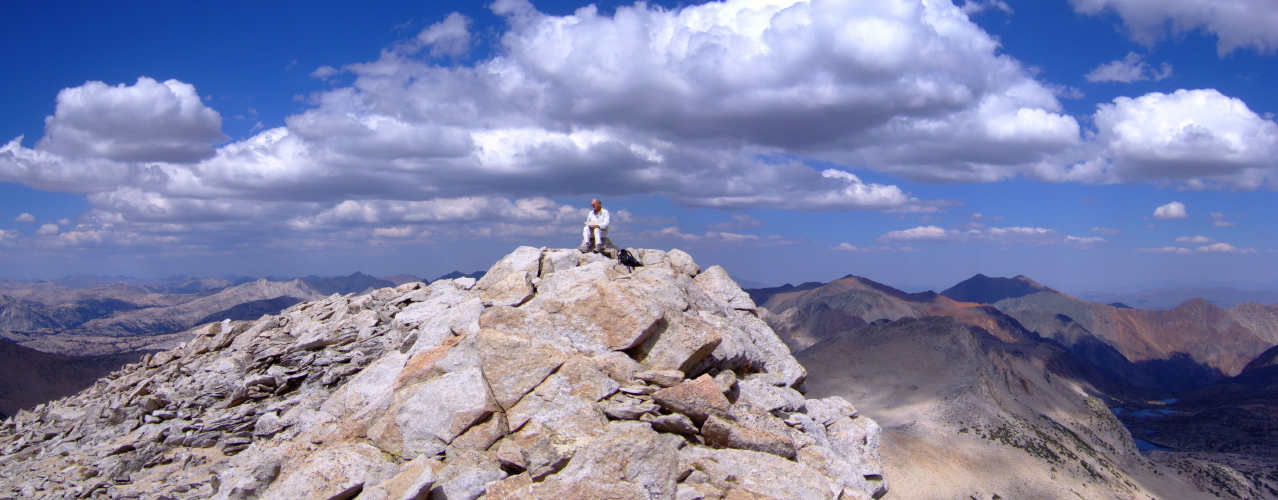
[[432, 270, 486, 282], [1243, 344, 1278, 374], [940, 273, 1058, 304], [378, 274, 426, 286], [842, 274, 939, 302], [300, 272, 395, 295], [744, 281, 825, 306], [193, 296, 304, 325], [0, 338, 150, 416]]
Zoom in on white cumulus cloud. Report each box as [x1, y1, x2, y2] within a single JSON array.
[[637, 226, 793, 246], [35, 77, 226, 163], [310, 66, 340, 80], [1196, 242, 1256, 253], [1153, 201, 1188, 220], [879, 225, 959, 242], [959, 0, 1013, 15], [1175, 235, 1212, 243], [1084, 52, 1172, 83], [14, 213, 35, 223], [12, 0, 1054, 225], [877, 225, 1103, 246], [372, 226, 418, 238], [36, 224, 59, 236], [1209, 212, 1238, 227], [1071, 0, 1278, 54], [1065, 235, 1107, 246], [1135, 246, 1192, 254], [287, 197, 580, 230], [707, 214, 765, 232], [8, 0, 1234, 254], [5, 0, 1079, 210], [832, 242, 897, 252], [411, 12, 473, 58], [1088, 90, 1278, 187]]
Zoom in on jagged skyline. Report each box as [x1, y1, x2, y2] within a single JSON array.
[[1, 0, 1277, 292]]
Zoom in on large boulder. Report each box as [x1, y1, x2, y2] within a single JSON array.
[[259, 443, 398, 500], [651, 375, 732, 425], [679, 445, 841, 499]]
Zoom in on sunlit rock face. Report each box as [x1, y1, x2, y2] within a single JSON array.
[[0, 246, 884, 500]]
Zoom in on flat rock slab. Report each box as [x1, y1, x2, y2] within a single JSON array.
[[528, 421, 680, 499], [260, 443, 397, 500], [394, 367, 495, 457], [630, 313, 722, 373], [651, 374, 731, 425], [679, 446, 839, 500], [702, 415, 796, 460], [477, 328, 568, 411]]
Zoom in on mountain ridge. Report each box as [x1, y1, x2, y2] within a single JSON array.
[[0, 247, 886, 500], [762, 272, 1278, 499], [762, 276, 1249, 498], [1080, 285, 1278, 310], [939, 273, 1058, 304], [0, 339, 151, 418]]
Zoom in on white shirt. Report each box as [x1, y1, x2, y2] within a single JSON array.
[[586, 208, 610, 230]]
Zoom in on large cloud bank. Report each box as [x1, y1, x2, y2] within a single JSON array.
[[0, 0, 1276, 253], [1071, 0, 1278, 54]]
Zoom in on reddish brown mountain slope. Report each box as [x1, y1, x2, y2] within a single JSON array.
[[996, 293, 1274, 384], [761, 275, 1030, 351], [929, 273, 1278, 389]]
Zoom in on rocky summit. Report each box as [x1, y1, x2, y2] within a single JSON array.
[[0, 247, 885, 500]]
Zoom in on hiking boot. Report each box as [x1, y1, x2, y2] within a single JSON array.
[[580, 243, 593, 253]]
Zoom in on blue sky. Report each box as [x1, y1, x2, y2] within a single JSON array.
[[2, 0, 1277, 293]]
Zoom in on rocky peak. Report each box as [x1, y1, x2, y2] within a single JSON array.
[[939, 273, 1057, 305], [0, 247, 885, 500]]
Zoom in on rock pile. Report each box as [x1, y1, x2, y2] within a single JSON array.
[[0, 247, 885, 500]]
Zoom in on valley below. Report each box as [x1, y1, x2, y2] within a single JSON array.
[[753, 273, 1278, 499]]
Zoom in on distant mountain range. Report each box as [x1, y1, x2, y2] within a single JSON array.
[[952, 275, 1278, 391], [1078, 286, 1278, 310], [751, 273, 1278, 498], [0, 270, 490, 358], [0, 272, 432, 356], [6, 263, 1276, 497], [751, 274, 1278, 392]]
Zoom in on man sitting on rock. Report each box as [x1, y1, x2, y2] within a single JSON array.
[[580, 198, 610, 253]]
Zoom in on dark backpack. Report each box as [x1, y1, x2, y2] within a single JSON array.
[[618, 249, 644, 271]]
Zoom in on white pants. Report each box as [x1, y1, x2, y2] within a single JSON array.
[[582, 226, 608, 246]]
